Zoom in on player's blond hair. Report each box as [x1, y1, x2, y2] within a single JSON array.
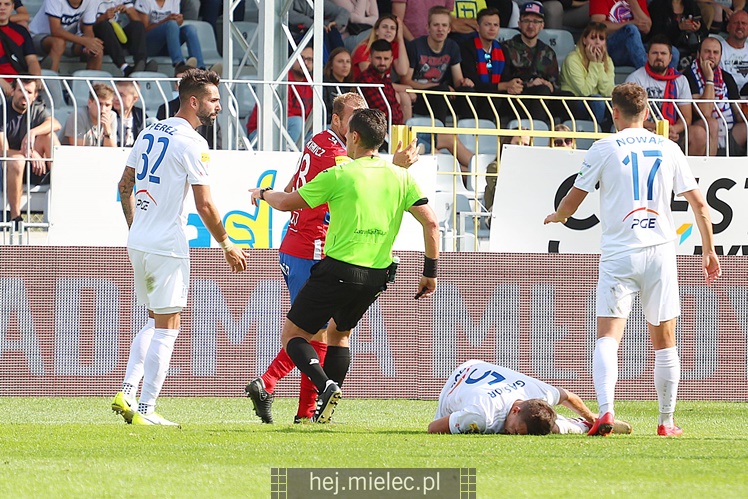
[[332, 92, 366, 118]]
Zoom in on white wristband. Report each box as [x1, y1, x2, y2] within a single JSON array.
[[218, 239, 234, 252], [705, 81, 714, 85]]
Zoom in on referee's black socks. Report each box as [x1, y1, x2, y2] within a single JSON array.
[[286, 337, 329, 392], [324, 346, 351, 387]]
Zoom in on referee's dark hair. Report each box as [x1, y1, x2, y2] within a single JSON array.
[[178, 68, 220, 106], [348, 108, 387, 150]]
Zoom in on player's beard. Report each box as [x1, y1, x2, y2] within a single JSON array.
[[197, 106, 217, 126]]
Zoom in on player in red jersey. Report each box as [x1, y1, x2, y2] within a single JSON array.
[[246, 92, 419, 423]]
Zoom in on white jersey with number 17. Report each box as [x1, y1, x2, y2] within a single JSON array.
[[574, 127, 698, 261], [126, 117, 211, 258]]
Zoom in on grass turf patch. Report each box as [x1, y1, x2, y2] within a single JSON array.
[[0, 398, 746, 497]]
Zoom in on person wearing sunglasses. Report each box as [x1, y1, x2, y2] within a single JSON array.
[[552, 123, 577, 148]]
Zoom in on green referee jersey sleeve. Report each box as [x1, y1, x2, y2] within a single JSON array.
[[297, 156, 425, 268]]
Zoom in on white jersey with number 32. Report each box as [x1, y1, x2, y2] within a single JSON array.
[[574, 128, 698, 261], [435, 360, 560, 434], [126, 117, 210, 258]]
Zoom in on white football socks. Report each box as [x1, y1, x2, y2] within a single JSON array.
[[654, 346, 680, 427], [122, 318, 155, 396], [555, 416, 590, 434], [138, 328, 179, 413], [593, 336, 620, 418]]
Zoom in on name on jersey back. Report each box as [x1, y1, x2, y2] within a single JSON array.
[[615, 135, 665, 147], [148, 123, 177, 135]]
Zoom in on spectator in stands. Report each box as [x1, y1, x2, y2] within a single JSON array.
[[357, 39, 404, 125], [323, 47, 355, 123], [199, 0, 245, 41], [452, 0, 518, 32], [357, 38, 473, 170], [719, 9, 748, 96], [552, 123, 576, 148], [28, 0, 104, 73], [701, 0, 744, 34], [63, 82, 118, 147], [391, 0, 453, 41], [537, 0, 590, 30], [401, 6, 474, 124], [332, 0, 378, 35], [483, 130, 530, 215], [180, 0, 197, 19], [0, 79, 60, 226], [560, 21, 615, 124], [158, 61, 221, 148], [685, 36, 747, 155], [84, 0, 158, 77], [136, 0, 207, 70], [289, 0, 346, 52], [0, 0, 40, 96], [590, 0, 650, 69], [113, 80, 145, 147], [11, 0, 30, 27], [351, 14, 413, 119], [246, 46, 314, 148], [625, 35, 708, 154], [501, 2, 569, 123], [647, 0, 707, 70], [459, 7, 522, 120]]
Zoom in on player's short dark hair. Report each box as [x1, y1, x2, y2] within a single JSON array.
[[612, 82, 648, 119], [648, 34, 672, 54], [370, 39, 393, 54], [477, 7, 501, 23], [178, 68, 220, 106], [348, 108, 387, 150], [518, 399, 556, 435]]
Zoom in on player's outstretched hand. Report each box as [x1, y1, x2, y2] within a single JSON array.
[[703, 251, 721, 285], [225, 246, 247, 273], [544, 211, 567, 224], [392, 138, 420, 169], [248, 188, 262, 207], [414, 276, 436, 299]]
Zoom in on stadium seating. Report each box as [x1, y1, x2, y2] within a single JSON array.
[[128, 72, 173, 116], [563, 119, 598, 150], [537, 29, 575, 66], [436, 153, 472, 195], [466, 153, 495, 195], [507, 118, 550, 146], [231, 21, 259, 53], [231, 76, 258, 119], [496, 28, 519, 42], [69, 70, 115, 106], [182, 20, 222, 66], [457, 118, 500, 156]]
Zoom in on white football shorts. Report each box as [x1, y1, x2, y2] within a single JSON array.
[[128, 249, 190, 314], [596, 243, 680, 326]]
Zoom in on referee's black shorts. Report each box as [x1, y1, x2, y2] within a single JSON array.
[[287, 256, 389, 335]]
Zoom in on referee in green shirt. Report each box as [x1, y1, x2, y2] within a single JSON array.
[[249, 109, 440, 423]]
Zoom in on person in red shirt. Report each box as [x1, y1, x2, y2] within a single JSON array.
[[356, 39, 404, 125], [351, 14, 413, 121], [0, 0, 40, 96], [590, 0, 651, 69], [245, 92, 419, 424], [246, 46, 314, 147]]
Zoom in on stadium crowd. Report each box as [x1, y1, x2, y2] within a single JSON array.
[[3, 0, 748, 227]]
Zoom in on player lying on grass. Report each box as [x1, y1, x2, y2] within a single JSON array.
[[428, 360, 632, 435]]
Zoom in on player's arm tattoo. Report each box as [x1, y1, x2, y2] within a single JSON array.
[[118, 167, 136, 229]]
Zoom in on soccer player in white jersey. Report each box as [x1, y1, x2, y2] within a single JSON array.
[[112, 68, 247, 426], [429, 360, 632, 435], [545, 82, 721, 437]]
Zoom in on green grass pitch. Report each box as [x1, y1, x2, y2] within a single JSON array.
[[0, 397, 747, 498]]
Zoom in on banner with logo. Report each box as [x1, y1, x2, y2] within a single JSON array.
[[489, 146, 748, 255], [48, 147, 437, 250]]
